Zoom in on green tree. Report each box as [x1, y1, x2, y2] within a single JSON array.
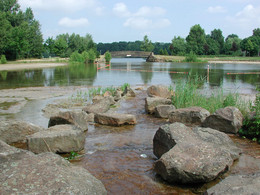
[[224, 35, 241, 55], [210, 29, 224, 54], [186, 24, 206, 55], [253, 28, 260, 37], [171, 36, 186, 55], [105, 51, 112, 63], [204, 35, 219, 55], [54, 35, 68, 57], [88, 49, 96, 63], [140, 35, 154, 52]]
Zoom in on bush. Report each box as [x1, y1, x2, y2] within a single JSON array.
[[1, 55, 7, 64], [88, 49, 96, 63], [105, 51, 112, 63], [183, 51, 199, 62], [69, 51, 84, 63], [239, 89, 260, 143]]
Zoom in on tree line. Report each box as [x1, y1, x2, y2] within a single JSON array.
[[1, 0, 259, 61]]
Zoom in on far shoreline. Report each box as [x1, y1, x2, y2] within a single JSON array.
[[0, 62, 68, 71]]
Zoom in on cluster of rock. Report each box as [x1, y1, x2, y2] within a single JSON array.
[[145, 85, 245, 185], [0, 86, 138, 194]]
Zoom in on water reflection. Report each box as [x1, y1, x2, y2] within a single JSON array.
[[0, 59, 259, 93]]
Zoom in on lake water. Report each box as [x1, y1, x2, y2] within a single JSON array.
[[0, 58, 259, 94]]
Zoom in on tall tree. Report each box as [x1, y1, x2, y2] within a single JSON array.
[[140, 35, 154, 52], [210, 29, 224, 54], [171, 36, 186, 55], [186, 24, 206, 55]]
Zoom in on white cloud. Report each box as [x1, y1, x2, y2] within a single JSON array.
[[134, 6, 166, 17], [207, 6, 227, 13], [113, 3, 131, 17], [58, 17, 89, 28], [19, 0, 98, 13], [113, 3, 170, 30], [226, 4, 260, 28], [124, 17, 170, 30]]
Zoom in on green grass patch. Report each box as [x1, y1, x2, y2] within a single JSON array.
[[171, 74, 251, 115], [0, 101, 18, 110]]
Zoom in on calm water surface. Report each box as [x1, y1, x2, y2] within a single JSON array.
[[0, 58, 259, 94]]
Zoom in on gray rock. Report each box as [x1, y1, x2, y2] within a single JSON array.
[[27, 125, 86, 154], [122, 86, 136, 97], [153, 123, 240, 184], [207, 172, 260, 195], [83, 96, 115, 114], [155, 105, 176, 118], [48, 110, 90, 131], [94, 113, 137, 126], [114, 90, 122, 101], [169, 106, 210, 125], [202, 106, 243, 134], [0, 120, 43, 144], [0, 140, 107, 195], [147, 85, 171, 99], [145, 97, 172, 114]]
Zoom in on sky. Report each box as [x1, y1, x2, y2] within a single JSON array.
[[18, 0, 260, 43]]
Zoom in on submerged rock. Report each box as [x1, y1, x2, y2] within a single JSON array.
[[94, 113, 137, 126], [27, 125, 86, 154], [0, 140, 107, 194], [202, 106, 243, 134], [0, 120, 43, 144], [48, 110, 90, 131], [153, 122, 240, 184], [169, 106, 210, 125]]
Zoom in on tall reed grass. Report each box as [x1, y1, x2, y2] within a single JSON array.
[[171, 74, 251, 116]]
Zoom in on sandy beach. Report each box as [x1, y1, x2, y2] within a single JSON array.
[[0, 62, 68, 71]]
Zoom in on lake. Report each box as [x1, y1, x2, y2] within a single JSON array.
[[0, 58, 259, 94]]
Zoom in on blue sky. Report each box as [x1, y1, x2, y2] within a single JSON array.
[[18, 0, 260, 43]]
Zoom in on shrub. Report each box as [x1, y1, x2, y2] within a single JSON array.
[[183, 51, 198, 62], [105, 51, 112, 63], [69, 51, 84, 63], [88, 49, 96, 63], [1, 55, 7, 64], [239, 89, 260, 143]]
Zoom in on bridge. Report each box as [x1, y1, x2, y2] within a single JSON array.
[[110, 51, 151, 58]]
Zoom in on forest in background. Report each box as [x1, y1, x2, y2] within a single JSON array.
[[0, 0, 260, 61]]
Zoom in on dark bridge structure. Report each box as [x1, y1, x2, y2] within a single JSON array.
[[110, 51, 151, 58]]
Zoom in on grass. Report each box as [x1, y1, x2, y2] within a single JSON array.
[[171, 74, 251, 116], [70, 84, 130, 104]]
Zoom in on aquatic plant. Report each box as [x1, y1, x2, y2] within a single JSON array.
[[171, 74, 251, 115], [239, 88, 260, 143], [121, 83, 130, 92], [65, 151, 80, 160]]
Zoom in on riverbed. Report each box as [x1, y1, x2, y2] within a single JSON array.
[[0, 59, 259, 194]]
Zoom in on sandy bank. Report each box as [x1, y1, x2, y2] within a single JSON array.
[[0, 62, 68, 71], [208, 60, 260, 64]]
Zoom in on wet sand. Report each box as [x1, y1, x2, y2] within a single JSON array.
[[0, 62, 68, 71]]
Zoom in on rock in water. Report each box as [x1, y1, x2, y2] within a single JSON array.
[[48, 110, 90, 131], [83, 96, 115, 114], [147, 85, 171, 99], [154, 105, 176, 119], [0, 120, 43, 144], [169, 106, 210, 125], [202, 106, 243, 134], [0, 140, 107, 194], [145, 97, 172, 114], [94, 113, 137, 126], [153, 122, 240, 184], [27, 125, 86, 154]]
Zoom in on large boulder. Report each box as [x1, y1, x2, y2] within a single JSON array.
[[169, 107, 210, 125], [0, 120, 43, 144], [48, 110, 90, 131], [145, 97, 172, 114], [27, 125, 86, 154], [94, 113, 137, 126], [0, 140, 107, 194], [83, 96, 115, 114], [202, 106, 243, 134], [207, 172, 260, 195], [155, 105, 176, 118], [153, 122, 240, 184], [147, 85, 171, 99]]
